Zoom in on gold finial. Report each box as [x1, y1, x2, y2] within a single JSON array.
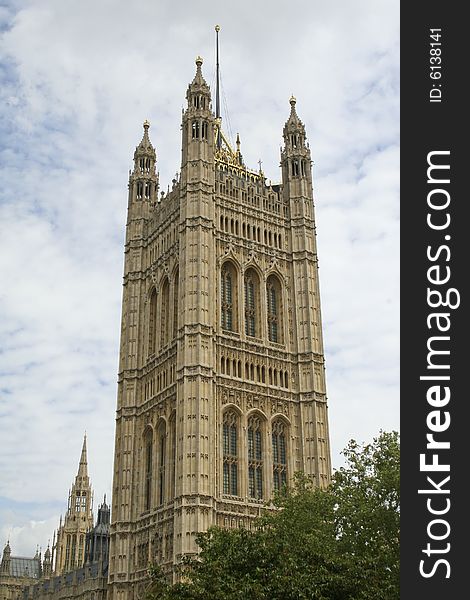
[[289, 95, 296, 106], [215, 24, 220, 32], [195, 55, 203, 67], [143, 119, 150, 129]]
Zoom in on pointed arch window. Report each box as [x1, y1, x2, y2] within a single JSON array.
[[221, 269, 233, 331], [267, 275, 283, 344], [160, 278, 170, 348], [169, 413, 176, 501], [65, 535, 71, 570], [157, 421, 166, 505], [148, 289, 157, 355], [221, 262, 238, 332], [247, 415, 264, 499], [272, 420, 288, 491], [191, 120, 200, 139], [71, 534, 77, 567], [144, 428, 153, 511], [223, 411, 238, 495], [173, 269, 179, 340], [244, 269, 259, 337]]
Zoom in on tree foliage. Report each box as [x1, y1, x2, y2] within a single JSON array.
[[146, 431, 399, 600]]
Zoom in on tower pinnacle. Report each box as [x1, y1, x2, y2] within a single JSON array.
[[77, 433, 88, 480]]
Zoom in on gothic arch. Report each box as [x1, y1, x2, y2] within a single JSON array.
[[246, 407, 268, 422], [270, 413, 291, 427], [265, 266, 286, 286], [222, 402, 243, 417]]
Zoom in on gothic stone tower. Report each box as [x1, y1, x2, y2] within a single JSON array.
[[108, 57, 331, 599], [53, 435, 94, 574]]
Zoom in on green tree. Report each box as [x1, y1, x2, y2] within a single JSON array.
[[146, 431, 399, 600]]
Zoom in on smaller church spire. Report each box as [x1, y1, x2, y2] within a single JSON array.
[[285, 95, 304, 132], [133, 120, 156, 165], [135, 120, 154, 154], [282, 95, 308, 154], [186, 55, 211, 108], [77, 433, 88, 480]]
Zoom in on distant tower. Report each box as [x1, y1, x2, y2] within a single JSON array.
[[42, 546, 52, 579], [0, 541, 11, 576], [109, 45, 331, 598], [84, 496, 110, 566], [53, 435, 94, 574]]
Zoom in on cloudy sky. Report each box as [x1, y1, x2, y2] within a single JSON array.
[[0, 0, 399, 556]]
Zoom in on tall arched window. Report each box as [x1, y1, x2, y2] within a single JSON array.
[[160, 278, 170, 348], [221, 269, 233, 331], [223, 411, 238, 495], [244, 269, 259, 337], [173, 269, 179, 340], [221, 262, 238, 332], [157, 421, 166, 505], [266, 275, 283, 343], [148, 289, 157, 356], [272, 420, 288, 491], [144, 428, 153, 511], [169, 413, 176, 501], [247, 415, 264, 499]]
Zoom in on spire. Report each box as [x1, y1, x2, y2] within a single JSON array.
[[77, 433, 88, 479], [130, 121, 158, 205], [133, 120, 156, 165], [235, 132, 244, 165], [284, 95, 305, 135], [185, 55, 211, 109], [283, 95, 308, 155]]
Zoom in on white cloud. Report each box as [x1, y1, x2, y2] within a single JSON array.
[[0, 0, 399, 556]]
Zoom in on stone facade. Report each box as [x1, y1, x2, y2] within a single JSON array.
[[108, 56, 332, 599]]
